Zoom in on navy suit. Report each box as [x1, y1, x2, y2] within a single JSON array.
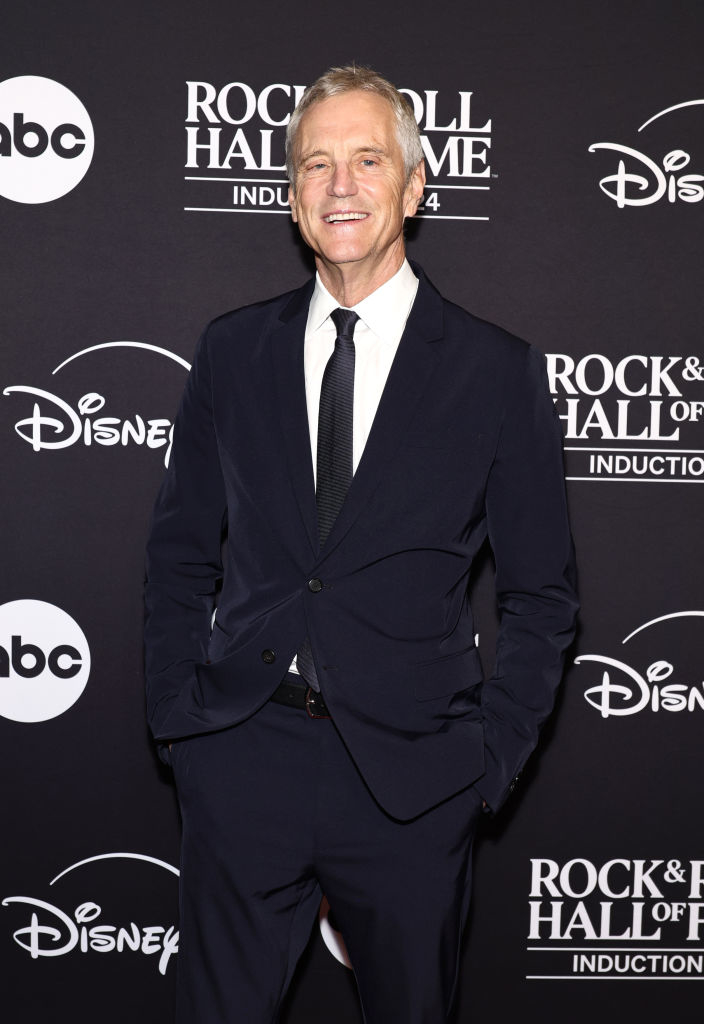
[[144, 264, 577, 1020]]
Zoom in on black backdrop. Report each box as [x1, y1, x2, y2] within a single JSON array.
[[2, 2, 703, 1020]]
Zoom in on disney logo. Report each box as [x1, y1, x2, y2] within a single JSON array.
[[575, 611, 704, 718], [589, 99, 704, 208], [3, 341, 190, 468], [588, 146, 704, 208], [1, 897, 178, 974], [2, 852, 179, 975], [3, 387, 175, 466]]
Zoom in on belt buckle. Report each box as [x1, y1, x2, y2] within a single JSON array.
[[305, 686, 330, 720]]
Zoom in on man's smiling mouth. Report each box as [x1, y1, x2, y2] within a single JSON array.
[[323, 212, 369, 223]]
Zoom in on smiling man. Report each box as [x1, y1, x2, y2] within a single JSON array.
[[288, 87, 425, 304], [144, 65, 578, 1024]]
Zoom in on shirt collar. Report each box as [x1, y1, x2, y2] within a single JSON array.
[[307, 260, 419, 342]]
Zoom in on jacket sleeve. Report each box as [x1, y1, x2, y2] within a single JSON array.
[[476, 343, 578, 813], [143, 326, 227, 743]]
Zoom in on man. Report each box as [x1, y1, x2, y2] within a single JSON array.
[[144, 65, 578, 1023]]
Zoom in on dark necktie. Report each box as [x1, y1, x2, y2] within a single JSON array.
[[297, 307, 359, 690], [315, 307, 359, 545]]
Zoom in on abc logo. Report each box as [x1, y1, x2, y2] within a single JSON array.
[[0, 599, 90, 722], [0, 76, 94, 204]]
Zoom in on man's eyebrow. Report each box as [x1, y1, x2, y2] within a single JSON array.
[[298, 145, 389, 165], [352, 145, 389, 158], [298, 149, 328, 165]]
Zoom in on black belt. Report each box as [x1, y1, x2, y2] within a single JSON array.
[[269, 676, 331, 719]]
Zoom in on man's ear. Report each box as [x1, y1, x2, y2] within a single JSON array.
[[404, 159, 426, 218], [288, 185, 298, 222]]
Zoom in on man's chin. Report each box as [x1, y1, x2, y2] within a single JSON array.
[[315, 249, 370, 270]]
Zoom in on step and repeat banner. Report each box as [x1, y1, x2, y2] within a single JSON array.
[[1, 2, 702, 1021]]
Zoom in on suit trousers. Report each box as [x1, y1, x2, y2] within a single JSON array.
[[172, 694, 483, 1024]]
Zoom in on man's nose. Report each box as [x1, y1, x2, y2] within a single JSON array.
[[327, 161, 357, 197]]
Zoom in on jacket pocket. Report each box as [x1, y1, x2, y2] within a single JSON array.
[[414, 645, 484, 701]]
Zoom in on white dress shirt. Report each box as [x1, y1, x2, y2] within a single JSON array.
[[289, 258, 419, 676], [304, 259, 419, 484]]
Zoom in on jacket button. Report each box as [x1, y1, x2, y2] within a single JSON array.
[[308, 578, 323, 593], [261, 649, 276, 664]]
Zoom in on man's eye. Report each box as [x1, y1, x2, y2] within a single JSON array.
[[361, 159, 378, 167]]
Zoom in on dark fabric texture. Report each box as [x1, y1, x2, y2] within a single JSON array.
[[144, 264, 578, 820], [298, 308, 359, 691], [172, 700, 483, 1023], [316, 307, 359, 545]]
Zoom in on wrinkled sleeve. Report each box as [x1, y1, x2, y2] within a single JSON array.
[[477, 344, 578, 813], [143, 327, 227, 744]]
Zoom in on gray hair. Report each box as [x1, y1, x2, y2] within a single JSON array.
[[286, 65, 424, 190]]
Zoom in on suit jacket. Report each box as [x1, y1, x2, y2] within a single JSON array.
[[144, 264, 578, 820]]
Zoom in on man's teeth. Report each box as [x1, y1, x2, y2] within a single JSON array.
[[324, 212, 367, 223]]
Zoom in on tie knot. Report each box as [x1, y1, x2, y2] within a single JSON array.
[[330, 307, 359, 341]]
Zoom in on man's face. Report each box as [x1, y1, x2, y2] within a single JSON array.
[[289, 91, 425, 281]]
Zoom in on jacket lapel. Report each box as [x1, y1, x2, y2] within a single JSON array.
[[268, 267, 446, 565], [270, 278, 319, 556], [317, 267, 445, 561]]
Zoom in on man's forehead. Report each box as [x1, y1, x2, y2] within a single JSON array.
[[295, 93, 398, 154], [298, 92, 395, 134]]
